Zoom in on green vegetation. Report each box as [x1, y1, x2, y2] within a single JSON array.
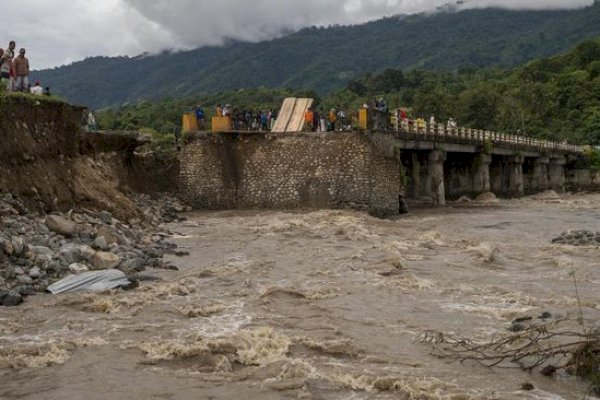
[[582, 147, 600, 172], [97, 37, 600, 147], [326, 37, 600, 144], [0, 86, 68, 108], [35, 2, 600, 109]]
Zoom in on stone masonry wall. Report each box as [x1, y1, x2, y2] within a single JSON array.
[[179, 132, 401, 217]]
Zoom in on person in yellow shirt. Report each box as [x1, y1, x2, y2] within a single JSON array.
[[416, 117, 426, 133], [215, 104, 223, 117], [328, 109, 337, 132]]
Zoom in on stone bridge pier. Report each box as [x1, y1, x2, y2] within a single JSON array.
[[401, 148, 568, 205], [402, 150, 446, 206], [549, 156, 567, 192]]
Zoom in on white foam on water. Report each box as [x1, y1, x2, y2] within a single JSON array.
[[185, 302, 251, 338], [441, 301, 536, 320]]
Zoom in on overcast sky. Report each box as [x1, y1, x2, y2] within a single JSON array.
[[0, 0, 593, 69]]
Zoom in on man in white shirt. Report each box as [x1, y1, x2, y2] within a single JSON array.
[[30, 80, 43, 95]]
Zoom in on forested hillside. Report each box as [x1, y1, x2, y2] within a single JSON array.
[[36, 2, 600, 109], [97, 37, 600, 145]]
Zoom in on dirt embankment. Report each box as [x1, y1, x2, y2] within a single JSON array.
[[0, 96, 178, 220]]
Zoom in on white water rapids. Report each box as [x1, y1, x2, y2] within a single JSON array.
[[1, 192, 599, 399]]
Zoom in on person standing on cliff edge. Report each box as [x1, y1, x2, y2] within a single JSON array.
[[1, 41, 16, 91], [13, 48, 30, 92]]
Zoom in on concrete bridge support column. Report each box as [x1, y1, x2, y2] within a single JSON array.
[[472, 154, 491, 195], [508, 155, 525, 197], [411, 152, 422, 198], [426, 150, 446, 206], [549, 157, 566, 192], [532, 157, 549, 192]]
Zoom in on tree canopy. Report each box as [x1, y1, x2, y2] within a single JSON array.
[[97, 37, 600, 145]]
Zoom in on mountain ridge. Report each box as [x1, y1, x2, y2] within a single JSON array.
[[34, 2, 600, 108]]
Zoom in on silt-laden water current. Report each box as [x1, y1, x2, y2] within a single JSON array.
[[1, 192, 600, 399]]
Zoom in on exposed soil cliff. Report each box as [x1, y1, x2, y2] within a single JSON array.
[[0, 96, 177, 220]]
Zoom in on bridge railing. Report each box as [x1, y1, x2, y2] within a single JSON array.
[[395, 121, 585, 153]]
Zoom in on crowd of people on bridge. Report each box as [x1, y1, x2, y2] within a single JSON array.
[[303, 107, 350, 132], [190, 96, 460, 134], [211, 104, 277, 132], [1, 40, 49, 95]]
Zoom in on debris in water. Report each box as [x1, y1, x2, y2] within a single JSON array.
[[47, 270, 131, 294]]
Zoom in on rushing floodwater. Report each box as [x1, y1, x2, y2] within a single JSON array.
[[1, 192, 600, 400]]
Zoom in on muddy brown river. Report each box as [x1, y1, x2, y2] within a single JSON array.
[[1, 192, 600, 399]]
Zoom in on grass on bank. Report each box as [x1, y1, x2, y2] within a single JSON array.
[[0, 85, 69, 107]]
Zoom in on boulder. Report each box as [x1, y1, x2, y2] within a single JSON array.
[[92, 251, 121, 270], [92, 236, 109, 251], [3, 240, 14, 256], [16, 275, 33, 285], [11, 237, 24, 255], [79, 245, 96, 261], [59, 243, 83, 264], [35, 254, 52, 268], [96, 226, 118, 245], [97, 211, 113, 225], [13, 285, 36, 296], [0, 290, 23, 307], [28, 267, 41, 279], [119, 258, 146, 273], [45, 215, 77, 237], [69, 263, 89, 273], [32, 246, 53, 255]]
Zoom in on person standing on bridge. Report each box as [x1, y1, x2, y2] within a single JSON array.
[[195, 106, 205, 130], [304, 108, 314, 131], [260, 110, 268, 131], [416, 117, 426, 133], [399, 109, 409, 131], [312, 108, 320, 132], [337, 108, 347, 131], [244, 109, 252, 131], [319, 108, 326, 132], [328, 109, 337, 132], [447, 118, 457, 134]]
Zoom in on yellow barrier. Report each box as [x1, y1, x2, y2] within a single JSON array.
[[212, 116, 233, 132], [182, 113, 199, 133], [358, 109, 368, 130]]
